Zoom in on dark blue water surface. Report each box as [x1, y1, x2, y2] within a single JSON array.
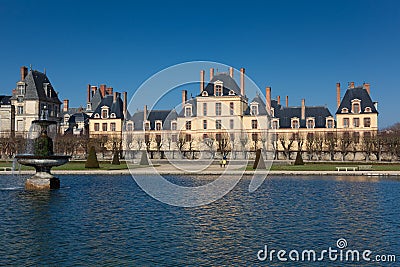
[[0, 175, 399, 266]]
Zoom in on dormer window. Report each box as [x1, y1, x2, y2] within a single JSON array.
[[228, 90, 235, 96], [326, 118, 334, 128], [155, 121, 162, 131], [101, 107, 109, 118], [272, 119, 279, 129], [291, 118, 300, 129], [250, 103, 259, 115], [271, 107, 275, 117], [214, 81, 223, 96], [110, 113, 116, 118], [351, 99, 361, 113], [202, 91, 208, 96], [144, 121, 150, 131], [306, 118, 315, 129], [185, 106, 192, 117], [17, 82, 25, 95], [341, 108, 349, 113], [126, 122, 133, 131], [364, 107, 372, 113], [94, 113, 100, 118], [171, 121, 177, 130]]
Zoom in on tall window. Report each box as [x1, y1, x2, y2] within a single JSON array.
[[94, 123, 100, 131], [102, 123, 107, 131], [292, 119, 299, 129], [327, 119, 334, 129], [144, 122, 150, 131], [203, 103, 207, 116], [127, 123, 133, 131], [102, 109, 108, 118], [353, 132, 360, 143], [216, 103, 221, 116], [307, 119, 314, 129], [272, 120, 279, 129], [352, 102, 360, 113], [171, 122, 177, 130], [251, 120, 258, 129], [251, 105, 258, 115], [353, 118, 360, 127], [17, 106, 23, 115], [203, 120, 207, 129], [229, 119, 234, 129], [252, 133, 258, 141], [18, 84, 25, 95], [185, 107, 192, 117], [343, 118, 349, 128], [230, 102, 234, 115], [364, 117, 371, 127], [110, 122, 116, 131], [186, 121, 191, 130], [216, 120, 222, 129], [155, 122, 162, 130], [215, 84, 222, 96], [185, 134, 191, 142], [172, 134, 177, 142]]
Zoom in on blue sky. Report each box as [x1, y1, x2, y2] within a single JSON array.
[[0, 0, 399, 128]]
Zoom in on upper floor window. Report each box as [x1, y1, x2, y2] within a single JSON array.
[[251, 120, 258, 129], [365, 107, 372, 113], [186, 121, 191, 130], [272, 120, 279, 129], [171, 122, 177, 130], [101, 108, 109, 118], [102, 123, 107, 131], [185, 106, 192, 117], [110, 113, 116, 118], [203, 120, 207, 129], [110, 122, 116, 131], [203, 103, 207, 116], [94, 123, 100, 131], [291, 118, 299, 129], [126, 123, 133, 131], [230, 102, 234, 115], [341, 108, 349, 113], [216, 120, 222, 129], [326, 119, 334, 129], [17, 106, 23, 115], [229, 119, 234, 129], [343, 118, 349, 128], [228, 90, 235, 96], [351, 100, 361, 113], [202, 91, 208, 97], [94, 113, 100, 118], [144, 121, 150, 131], [216, 103, 222, 116], [155, 122, 162, 131], [18, 83, 25, 95], [214, 81, 223, 96], [364, 117, 371, 127], [306, 118, 315, 129], [251, 104, 258, 115], [353, 118, 360, 127]]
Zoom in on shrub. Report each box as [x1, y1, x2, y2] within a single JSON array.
[[85, 146, 100, 168], [111, 150, 120, 165], [294, 151, 304, 165]]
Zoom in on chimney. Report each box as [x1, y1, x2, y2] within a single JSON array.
[[336, 82, 341, 108], [106, 87, 113, 95], [301, 99, 305, 120], [364, 83, 370, 95], [144, 105, 148, 121], [20, 66, 28, 81], [210, 68, 214, 81], [113, 92, 118, 103], [350, 81, 355, 89], [266, 86, 271, 115], [229, 67, 234, 78], [182, 90, 187, 107], [100, 84, 106, 97], [63, 99, 69, 112], [200, 70, 205, 92], [285, 95, 289, 107], [240, 68, 245, 96], [123, 91, 127, 118], [87, 84, 91, 103], [91, 86, 97, 97], [277, 95, 281, 105]]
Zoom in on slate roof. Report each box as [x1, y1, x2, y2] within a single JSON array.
[[202, 73, 242, 96], [271, 99, 333, 128], [178, 98, 197, 117], [91, 94, 124, 119], [0, 95, 11, 105], [128, 109, 178, 130], [90, 89, 103, 111], [64, 112, 89, 134], [336, 87, 378, 114], [12, 70, 61, 104], [244, 94, 268, 116]]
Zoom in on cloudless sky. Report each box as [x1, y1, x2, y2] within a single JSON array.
[[0, 0, 399, 128]]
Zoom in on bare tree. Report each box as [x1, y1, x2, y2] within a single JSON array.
[[203, 133, 216, 159]]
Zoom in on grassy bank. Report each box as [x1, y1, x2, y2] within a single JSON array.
[[251, 163, 400, 171], [0, 161, 129, 171]]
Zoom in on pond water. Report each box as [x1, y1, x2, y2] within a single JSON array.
[[0, 174, 399, 266]]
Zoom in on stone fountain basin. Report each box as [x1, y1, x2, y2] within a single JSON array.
[[15, 154, 71, 168]]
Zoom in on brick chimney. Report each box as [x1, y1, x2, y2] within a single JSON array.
[[20, 66, 28, 81], [336, 82, 341, 108], [200, 70, 205, 92], [285, 96, 289, 107], [229, 67, 234, 78], [210, 68, 214, 81], [63, 99, 69, 112], [100, 84, 106, 97], [349, 81, 355, 89], [301, 99, 305, 120], [87, 84, 91, 103], [182, 90, 187, 107], [144, 105, 148, 121], [113, 92, 118, 103], [91, 86, 97, 97], [266, 86, 271, 115], [277, 95, 281, 105], [364, 83, 370, 95], [123, 91, 127, 118], [240, 68, 245, 96], [106, 87, 113, 95]]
